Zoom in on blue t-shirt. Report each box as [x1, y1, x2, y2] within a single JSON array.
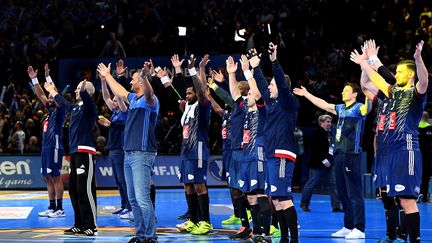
[[335, 102, 366, 154], [108, 109, 128, 150], [374, 91, 390, 155], [123, 93, 159, 152]]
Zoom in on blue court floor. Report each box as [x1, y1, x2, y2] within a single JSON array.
[[0, 188, 431, 242]]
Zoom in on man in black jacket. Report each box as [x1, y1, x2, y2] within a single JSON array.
[[300, 114, 342, 212]]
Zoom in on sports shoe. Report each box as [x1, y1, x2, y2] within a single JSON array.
[[190, 221, 214, 235], [300, 204, 311, 212], [120, 210, 134, 220], [332, 207, 344, 213], [112, 207, 125, 214], [229, 226, 252, 239], [177, 210, 190, 220], [222, 214, 241, 225], [345, 228, 365, 239], [48, 209, 65, 218], [128, 237, 142, 243], [64, 227, 81, 235], [176, 220, 198, 233], [76, 228, 98, 236], [331, 227, 352, 238], [269, 225, 281, 237], [243, 235, 272, 243], [38, 209, 55, 217]]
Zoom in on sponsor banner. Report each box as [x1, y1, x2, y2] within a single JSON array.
[[58, 55, 240, 92], [96, 155, 226, 188], [0, 155, 226, 189], [0, 156, 44, 189]]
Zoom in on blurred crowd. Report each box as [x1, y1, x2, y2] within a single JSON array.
[[0, 0, 432, 156]]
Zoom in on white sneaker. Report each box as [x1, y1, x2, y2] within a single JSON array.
[[345, 228, 365, 239], [48, 209, 65, 218], [331, 227, 352, 238], [38, 209, 55, 217], [120, 211, 134, 220]]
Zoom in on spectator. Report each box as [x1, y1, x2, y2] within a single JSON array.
[[8, 121, 26, 154], [100, 32, 126, 58]]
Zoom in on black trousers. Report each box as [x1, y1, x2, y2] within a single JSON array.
[[69, 152, 97, 230]]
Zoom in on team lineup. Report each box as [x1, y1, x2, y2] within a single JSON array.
[[28, 39, 427, 243]]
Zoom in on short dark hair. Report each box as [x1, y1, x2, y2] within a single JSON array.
[[185, 83, 196, 92], [345, 82, 361, 94]]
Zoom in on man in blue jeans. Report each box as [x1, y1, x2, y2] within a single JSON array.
[[98, 61, 159, 243], [300, 114, 342, 212]]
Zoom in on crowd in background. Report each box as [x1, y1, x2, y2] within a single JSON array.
[[0, 0, 431, 173]]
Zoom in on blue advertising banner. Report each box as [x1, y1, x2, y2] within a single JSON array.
[[0, 156, 45, 189], [95, 155, 226, 188], [0, 155, 226, 189], [58, 55, 240, 92]]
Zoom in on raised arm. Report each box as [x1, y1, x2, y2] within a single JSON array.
[[249, 49, 271, 102], [359, 97, 371, 116], [226, 56, 241, 100], [209, 71, 235, 108], [116, 95, 128, 112], [351, 49, 390, 97], [44, 82, 72, 111], [199, 54, 210, 89], [79, 80, 97, 116], [97, 63, 130, 101], [27, 66, 49, 105], [240, 54, 260, 100], [414, 40, 428, 95], [268, 42, 292, 107], [293, 86, 336, 115], [100, 75, 115, 111], [360, 69, 377, 101], [141, 61, 156, 107], [208, 90, 224, 117], [188, 54, 208, 105]]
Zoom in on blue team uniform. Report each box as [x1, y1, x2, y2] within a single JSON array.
[[179, 100, 211, 183], [239, 100, 266, 193], [228, 97, 247, 188], [221, 109, 232, 181], [385, 86, 426, 198], [334, 102, 366, 232], [373, 92, 391, 188], [254, 61, 298, 199], [41, 103, 66, 176]]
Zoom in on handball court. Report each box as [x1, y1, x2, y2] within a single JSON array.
[[0, 188, 431, 243]]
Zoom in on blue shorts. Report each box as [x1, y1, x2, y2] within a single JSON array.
[[228, 149, 243, 189], [387, 150, 422, 198], [179, 159, 208, 183], [239, 158, 266, 193], [265, 157, 294, 198], [373, 152, 388, 188], [221, 149, 232, 181], [41, 148, 63, 176]]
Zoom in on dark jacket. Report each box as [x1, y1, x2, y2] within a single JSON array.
[[309, 126, 334, 169]]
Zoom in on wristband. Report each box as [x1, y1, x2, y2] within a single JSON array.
[[160, 76, 170, 85], [45, 76, 53, 83], [368, 55, 379, 64], [243, 70, 253, 80], [31, 77, 39, 85], [210, 82, 218, 90], [188, 68, 197, 76]]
